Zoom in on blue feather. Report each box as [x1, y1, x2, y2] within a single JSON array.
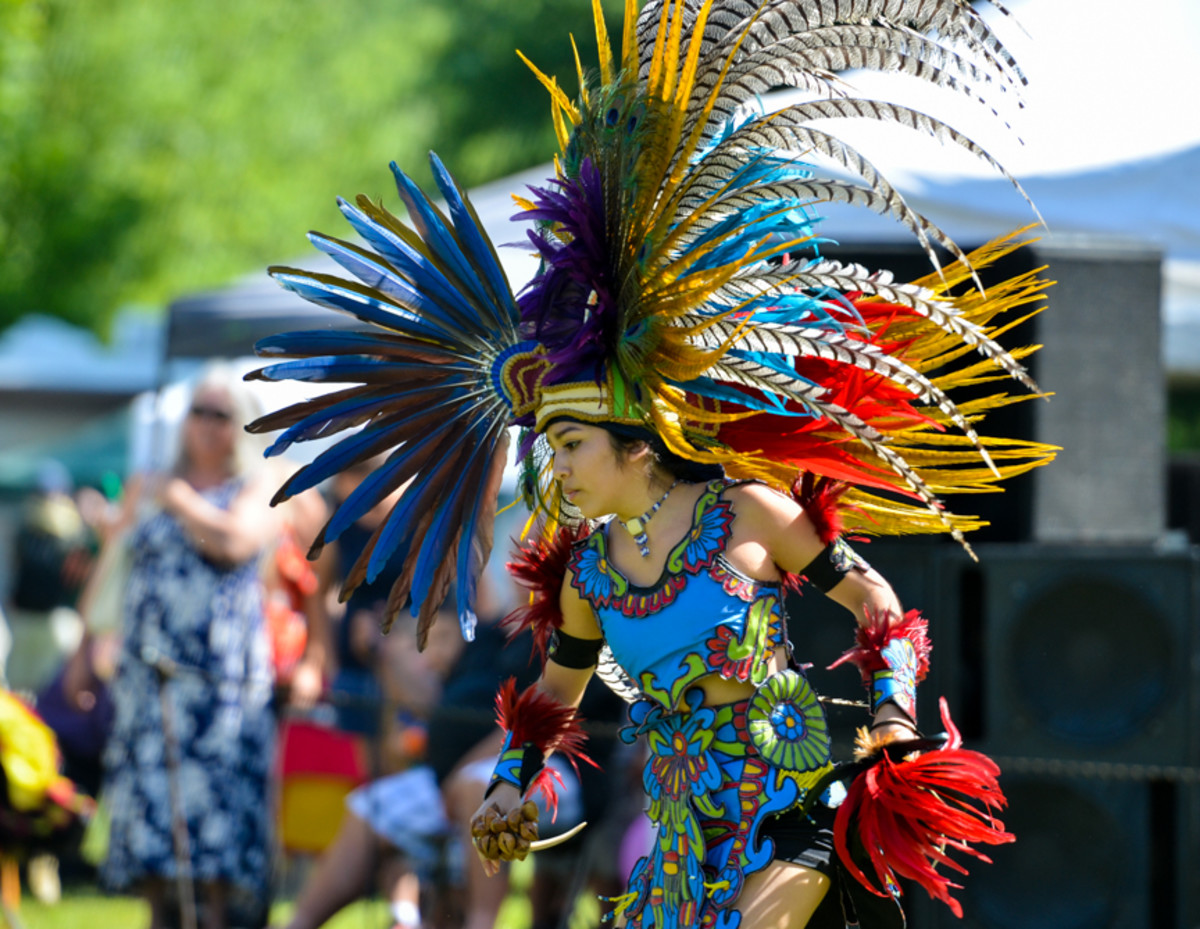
[[323, 416, 459, 545], [672, 378, 807, 416], [265, 388, 424, 458], [307, 232, 476, 338], [453, 423, 508, 641], [270, 271, 444, 340], [390, 162, 498, 318], [281, 418, 415, 503], [336, 199, 474, 313], [254, 356, 470, 385], [366, 426, 475, 584], [254, 330, 462, 361], [407, 418, 493, 612], [427, 152, 518, 326]]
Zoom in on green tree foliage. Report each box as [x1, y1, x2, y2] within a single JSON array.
[[0, 0, 621, 336]]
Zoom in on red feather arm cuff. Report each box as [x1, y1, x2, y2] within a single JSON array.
[[828, 607, 932, 721], [486, 678, 593, 817], [783, 473, 868, 595], [501, 524, 588, 665], [833, 698, 1015, 918], [792, 472, 851, 545]]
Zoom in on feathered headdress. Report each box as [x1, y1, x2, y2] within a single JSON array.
[[248, 0, 1056, 645]]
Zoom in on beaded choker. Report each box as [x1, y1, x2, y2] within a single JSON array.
[[617, 480, 681, 557]]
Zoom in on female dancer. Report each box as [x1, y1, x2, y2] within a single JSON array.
[[247, 1, 1055, 926], [472, 414, 922, 927]]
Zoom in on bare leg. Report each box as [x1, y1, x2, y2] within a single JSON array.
[[282, 811, 380, 929], [734, 860, 831, 928]]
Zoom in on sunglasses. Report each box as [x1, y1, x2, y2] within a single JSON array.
[[189, 405, 233, 423]]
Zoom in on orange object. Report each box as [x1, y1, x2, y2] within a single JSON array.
[[277, 720, 368, 854], [0, 855, 19, 912], [265, 526, 319, 679]]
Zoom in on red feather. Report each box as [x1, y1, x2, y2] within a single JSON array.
[[529, 766, 567, 822], [501, 524, 589, 664], [494, 676, 594, 775], [791, 471, 851, 544], [828, 608, 932, 684], [833, 699, 1015, 917]]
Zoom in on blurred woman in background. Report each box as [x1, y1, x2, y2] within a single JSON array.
[[101, 362, 281, 929]]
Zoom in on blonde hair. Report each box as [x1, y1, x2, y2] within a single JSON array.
[[175, 360, 271, 479]]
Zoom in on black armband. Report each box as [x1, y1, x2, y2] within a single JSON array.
[[801, 537, 870, 593], [547, 629, 604, 669]]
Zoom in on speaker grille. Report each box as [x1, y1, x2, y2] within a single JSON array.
[[981, 546, 1198, 767], [1010, 577, 1173, 744], [957, 777, 1150, 929]]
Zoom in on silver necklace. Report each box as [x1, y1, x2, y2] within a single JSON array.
[[617, 480, 681, 557]]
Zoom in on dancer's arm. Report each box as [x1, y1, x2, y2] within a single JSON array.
[[471, 576, 602, 874]]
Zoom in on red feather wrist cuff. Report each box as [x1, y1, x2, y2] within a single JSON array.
[[829, 608, 932, 722], [488, 678, 592, 815]]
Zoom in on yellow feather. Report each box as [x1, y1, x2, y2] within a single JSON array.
[[516, 50, 581, 127], [591, 0, 614, 86], [620, 0, 638, 78], [660, 0, 688, 103], [550, 98, 572, 155], [659, 3, 762, 205], [645, 1, 673, 100], [570, 35, 590, 108]]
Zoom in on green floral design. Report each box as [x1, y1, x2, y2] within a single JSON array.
[[747, 670, 831, 773]]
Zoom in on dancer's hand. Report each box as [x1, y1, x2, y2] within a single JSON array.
[[469, 785, 539, 875]]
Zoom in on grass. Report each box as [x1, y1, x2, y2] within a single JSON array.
[[4, 860, 549, 929], [8, 894, 523, 929]]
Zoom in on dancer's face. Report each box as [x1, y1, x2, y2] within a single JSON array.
[[545, 420, 640, 519]]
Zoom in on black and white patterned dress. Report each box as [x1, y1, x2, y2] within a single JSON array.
[[101, 479, 275, 898]]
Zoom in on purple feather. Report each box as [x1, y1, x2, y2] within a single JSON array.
[[515, 159, 620, 386]]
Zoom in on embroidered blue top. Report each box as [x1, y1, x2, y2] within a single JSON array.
[[567, 479, 790, 709]]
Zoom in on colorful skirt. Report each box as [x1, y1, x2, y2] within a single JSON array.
[[613, 668, 855, 929]]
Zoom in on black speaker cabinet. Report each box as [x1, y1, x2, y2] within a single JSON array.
[[906, 773, 1158, 929], [1183, 783, 1200, 929], [972, 545, 1199, 768], [821, 234, 1166, 546]]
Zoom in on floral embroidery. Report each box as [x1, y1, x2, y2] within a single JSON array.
[[708, 559, 760, 602], [570, 479, 734, 618], [568, 534, 627, 606], [703, 598, 784, 685], [666, 483, 734, 576], [619, 692, 719, 928], [705, 626, 751, 680], [617, 574, 687, 616], [648, 715, 723, 803], [747, 670, 831, 777]]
